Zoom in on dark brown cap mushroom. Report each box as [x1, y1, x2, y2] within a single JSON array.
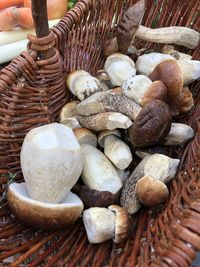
[[128, 100, 172, 147], [149, 60, 183, 97], [117, 0, 145, 54]]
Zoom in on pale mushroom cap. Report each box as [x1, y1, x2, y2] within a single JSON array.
[[8, 183, 84, 230], [136, 53, 175, 76], [177, 59, 200, 85], [73, 128, 97, 147], [98, 129, 121, 148], [59, 101, 80, 122], [122, 75, 152, 103], [108, 205, 132, 243], [66, 70, 90, 95], [83, 207, 116, 243], [20, 123, 83, 203], [105, 53, 136, 70], [135, 176, 169, 207]]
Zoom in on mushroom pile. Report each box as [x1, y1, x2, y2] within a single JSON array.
[[7, 0, 200, 244]]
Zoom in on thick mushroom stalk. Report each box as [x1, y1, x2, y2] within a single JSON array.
[[73, 128, 97, 147], [77, 92, 172, 147], [122, 75, 167, 106], [98, 130, 132, 170], [120, 153, 180, 214], [81, 144, 122, 194], [116, 0, 199, 51]]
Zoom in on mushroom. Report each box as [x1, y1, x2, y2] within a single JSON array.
[[77, 92, 172, 147], [96, 70, 112, 89], [162, 45, 192, 60], [104, 53, 136, 86], [135, 176, 169, 207], [83, 205, 131, 244], [61, 117, 81, 129], [81, 144, 122, 194], [162, 123, 195, 146], [66, 70, 104, 100], [122, 75, 167, 106], [149, 59, 183, 97], [8, 183, 84, 230], [20, 123, 83, 204], [168, 87, 194, 116], [98, 130, 132, 170], [59, 101, 80, 122], [72, 183, 118, 208], [177, 59, 200, 85], [116, 0, 199, 51], [73, 128, 97, 147], [77, 112, 133, 131], [120, 153, 180, 214], [136, 52, 175, 76]]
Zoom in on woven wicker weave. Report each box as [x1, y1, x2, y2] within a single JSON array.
[[0, 0, 200, 266]]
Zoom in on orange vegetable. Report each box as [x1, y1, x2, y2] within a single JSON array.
[[0, 0, 23, 10], [0, 7, 33, 30], [24, 0, 68, 20]]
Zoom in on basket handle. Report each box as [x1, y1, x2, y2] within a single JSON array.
[[31, 0, 54, 59]]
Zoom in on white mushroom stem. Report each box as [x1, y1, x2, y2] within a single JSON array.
[[136, 25, 200, 49], [104, 135, 132, 170], [59, 101, 80, 122], [77, 91, 142, 121], [163, 123, 194, 146], [81, 144, 122, 194], [77, 112, 133, 131], [177, 59, 200, 85], [83, 207, 116, 244], [73, 128, 97, 147], [60, 117, 81, 129]]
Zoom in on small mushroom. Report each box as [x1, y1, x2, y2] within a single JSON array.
[[98, 130, 132, 170], [66, 70, 104, 100], [73, 128, 97, 147], [77, 92, 172, 147], [104, 53, 136, 86], [77, 112, 133, 131], [136, 52, 175, 76], [163, 123, 195, 146], [162, 45, 192, 60], [81, 144, 122, 194], [177, 59, 200, 85], [120, 153, 180, 214], [122, 75, 167, 106], [168, 87, 194, 116], [61, 117, 81, 129], [149, 60, 183, 97], [59, 101, 80, 122], [135, 176, 169, 207], [83, 205, 131, 244], [116, 0, 199, 50]]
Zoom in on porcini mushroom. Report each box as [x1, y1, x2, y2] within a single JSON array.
[[98, 130, 132, 170], [104, 53, 136, 86], [177, 59, 200, 85], [120, 153, 180, 214], [77, 92, 172, 147], [20, 123, 83, 203], [149, 60, 183, 97], [81, 144, 122, 194], [8, 183, 84, 230], [61, 117, 81, 129], [83, 205, 131, 244], [66, 70, 104, 100], [135, 176, 169, 207], [122, 75, 167, 106], [73, 128, 97, 147], [59, 101, 80, 122], [77, 112, 132, 131], [116, 0, 199, 51]]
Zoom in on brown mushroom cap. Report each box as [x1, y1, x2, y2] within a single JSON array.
[[139, 80, 167, 106], [108, 205, 132, 243], [168, 87, 194, 116], [149, 60, 183, 97], [135, 176, 169, 207], [7, 183, 84, 230], [73, 128, 97, 147], [116, 0, 145, 54], [128, 100, 172, 147], [98, 129, 121, 148]]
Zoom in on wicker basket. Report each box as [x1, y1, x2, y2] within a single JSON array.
[[0, 0, 200, 266]]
